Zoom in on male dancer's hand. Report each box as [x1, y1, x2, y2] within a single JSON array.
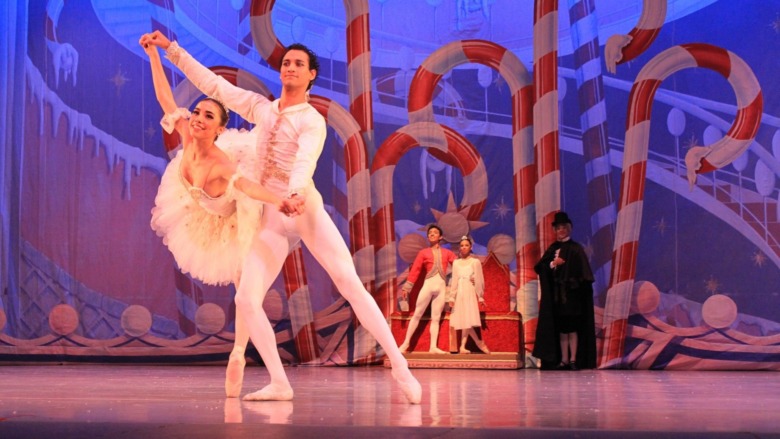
[[280, 196, 305, 217]]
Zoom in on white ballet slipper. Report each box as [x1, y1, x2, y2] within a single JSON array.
[[392, 368, 422, 404], [429, 347, 448, 354], [242, 383, 294, 401]]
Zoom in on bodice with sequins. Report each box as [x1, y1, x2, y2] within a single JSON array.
[[177, 164, 237, 217]]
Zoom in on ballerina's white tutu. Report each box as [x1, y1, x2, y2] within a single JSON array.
[[150, 127, 262, 286]]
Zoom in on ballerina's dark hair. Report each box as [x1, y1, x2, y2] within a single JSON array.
[[200, 97, 230, 126]]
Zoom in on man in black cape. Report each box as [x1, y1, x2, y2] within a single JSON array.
[[532, 211, 597, 370]]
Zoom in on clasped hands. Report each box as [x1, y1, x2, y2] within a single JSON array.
[[280, 195, 305, 217], [138, 30, 172, 50]]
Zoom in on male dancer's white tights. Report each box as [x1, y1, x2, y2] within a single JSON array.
[[398, 276, 447, 353], [230, 187, 420, 403]]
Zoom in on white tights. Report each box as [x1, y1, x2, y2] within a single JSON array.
[[399, 276, 447, 352], [232, 188, 411, 390]]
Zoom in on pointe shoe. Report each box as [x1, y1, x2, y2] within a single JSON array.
[[242, 383, 294, 401], [458, 347, 471, 354], [225, 354, 246, 398], [429, 347, 448, 354], [392, 368, 422, 404], [399, 341, 410, 354], [478, 343, 491, 355]]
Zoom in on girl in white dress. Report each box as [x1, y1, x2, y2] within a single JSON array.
[[448, 236, 490, 354]]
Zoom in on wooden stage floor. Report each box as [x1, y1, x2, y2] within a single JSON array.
[[0, 364, 778, 438]]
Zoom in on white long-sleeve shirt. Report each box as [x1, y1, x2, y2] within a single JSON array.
[[167, 43, 326, 198]]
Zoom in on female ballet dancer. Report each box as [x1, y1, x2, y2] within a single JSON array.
[[141, 36, 299, 339]]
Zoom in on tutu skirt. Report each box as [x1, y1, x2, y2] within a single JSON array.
[[150, 128, 262, 285]]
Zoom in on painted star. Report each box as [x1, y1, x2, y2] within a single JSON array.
[[429, 192, 489, 240], [412, 201, 422, 214], [493, 74, 506, 94], [683, 133, 698, 151], [752, 250, 767, 267], [109, 66, 129, 96], [491, 196, 511, 223], [144, 124, 156, 139], [653, 217, 667, 235], [772, 14, 780, 33], [583, 238, 595, 260], [704, 276, 719, 295]]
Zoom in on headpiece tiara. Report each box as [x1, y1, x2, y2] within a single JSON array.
[[207, 95, 230, 122]]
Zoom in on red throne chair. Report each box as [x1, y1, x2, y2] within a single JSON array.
[[389, 252, 524, 368]]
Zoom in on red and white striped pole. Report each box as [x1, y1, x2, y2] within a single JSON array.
[[567, 0, 615, 300], [533, 0, 561, 253], [344, 0, 376, 157], [602, 44, 762, 368], [604, 0, 666, 74]]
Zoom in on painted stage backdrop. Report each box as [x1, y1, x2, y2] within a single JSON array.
[[1, 0, 779, 370]]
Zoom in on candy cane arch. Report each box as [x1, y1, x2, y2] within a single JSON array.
[[372, 122, 487, 316], [250, 0, 375, 156], [567, 0, 615, 298], [601, 44, 763, 368], [407, 38, 537, 352], [604, 0, 667, 74], [533, 0, 561, 253]]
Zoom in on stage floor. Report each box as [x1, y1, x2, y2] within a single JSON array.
[[0, 364, 778, 438]]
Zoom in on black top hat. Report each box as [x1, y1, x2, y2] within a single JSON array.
[[552, 211, 573, 227]]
